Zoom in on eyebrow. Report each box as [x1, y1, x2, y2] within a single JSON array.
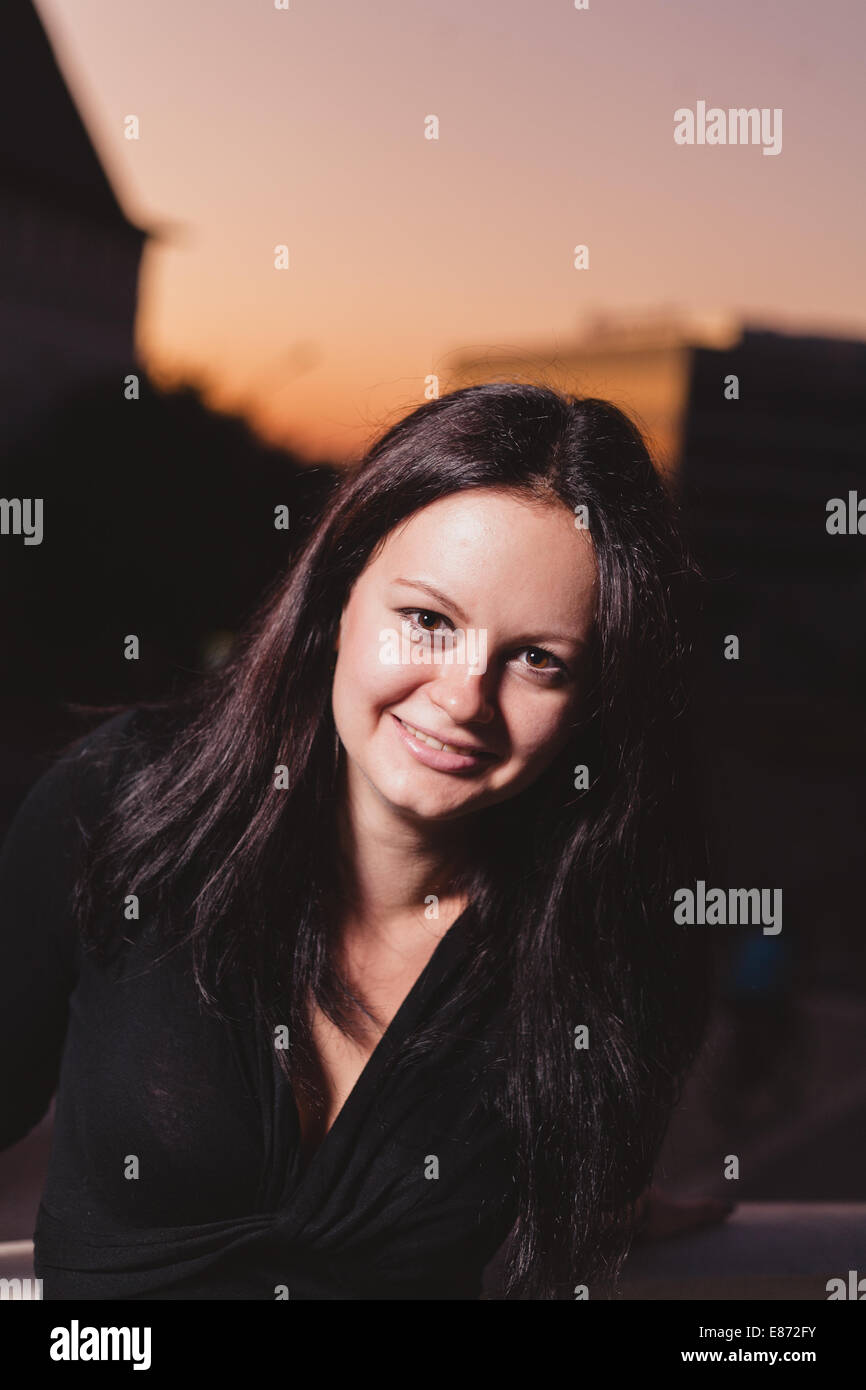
[[392, 577, 471, 626], [390, 577, 587, 648]]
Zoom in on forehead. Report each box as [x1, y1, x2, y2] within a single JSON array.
[[364, 488, 597, 627]]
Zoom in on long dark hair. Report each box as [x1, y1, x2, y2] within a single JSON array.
[[72, 381, 711, 1299]]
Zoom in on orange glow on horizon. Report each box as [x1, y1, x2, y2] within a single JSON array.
[[33, 0, 866, 463]]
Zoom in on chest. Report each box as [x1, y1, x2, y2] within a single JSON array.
[[293, 941, 438, 1159], [50, 917, 517, 1249]]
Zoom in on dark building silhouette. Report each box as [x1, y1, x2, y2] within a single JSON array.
[[0, 0, 150, 448], [0, 0, 337, 774], [678, 328, 866, 984], [0, 3, 339, 841]]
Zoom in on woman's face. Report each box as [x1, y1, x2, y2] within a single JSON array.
[[331, 487, 597, 823]]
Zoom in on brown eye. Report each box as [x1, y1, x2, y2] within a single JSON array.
[[398, 608, 454, 635], [516, 647, 568, 681], [526, 648, 551, 669]]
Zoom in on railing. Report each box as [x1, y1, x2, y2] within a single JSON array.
[[3, 1205, 864, 1298], [481, 1203, 866, 1299]]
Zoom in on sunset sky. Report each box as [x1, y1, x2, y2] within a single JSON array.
[[35, 0, 866, 463]]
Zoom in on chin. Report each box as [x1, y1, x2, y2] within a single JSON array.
[[364, 765, 487, 822], [381, 783, 477, 822]]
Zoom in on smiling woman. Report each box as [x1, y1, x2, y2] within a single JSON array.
[[331, 489, 597, 813], [0, 382, 712, 1300]]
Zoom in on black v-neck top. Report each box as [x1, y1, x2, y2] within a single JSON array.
[[0, 709, 519, 1299]]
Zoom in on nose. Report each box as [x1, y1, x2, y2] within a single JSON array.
[[425, 662, 497, 727]]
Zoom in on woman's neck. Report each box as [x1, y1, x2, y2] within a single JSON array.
[[333, 756, 474, 942]]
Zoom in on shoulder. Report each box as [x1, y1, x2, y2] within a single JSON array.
[[0, 711, 140, 1018], [0, 705, 161, 876], [0, 704, 188, 971], [58, 705, 151, 801], [16, 707, 139, 825]]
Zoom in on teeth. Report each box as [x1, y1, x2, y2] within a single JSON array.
[[400, 719, 469, 755]]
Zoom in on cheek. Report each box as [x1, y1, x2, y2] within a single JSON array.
[[332, 621, 418, 739], [503, 692, 576, 768]]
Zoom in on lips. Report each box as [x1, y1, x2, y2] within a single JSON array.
[[392, 715, 496, 758], [389, 713, 496, 775]]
